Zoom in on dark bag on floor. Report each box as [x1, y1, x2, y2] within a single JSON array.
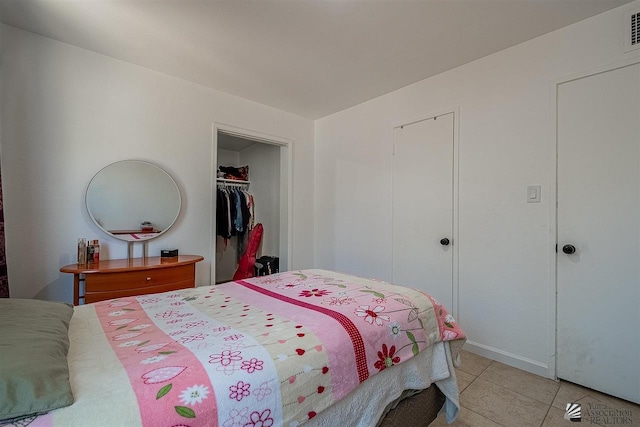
[[255, 256, 279, 276]]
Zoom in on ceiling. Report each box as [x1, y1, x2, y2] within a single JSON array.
[[0, 0, 633, 119]]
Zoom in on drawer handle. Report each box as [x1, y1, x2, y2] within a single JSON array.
[[146, 277, 152, 281]]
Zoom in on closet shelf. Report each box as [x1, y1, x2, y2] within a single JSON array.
[[217, 178, 250, 186]]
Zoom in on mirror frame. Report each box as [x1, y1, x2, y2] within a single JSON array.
[[85, 160, 181, 242]]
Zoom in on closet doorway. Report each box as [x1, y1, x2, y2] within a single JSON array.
[[212, 124, 292, 284], [392, 110, 458, 312]]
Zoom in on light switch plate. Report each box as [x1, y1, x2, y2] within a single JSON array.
[[527, 185, 541, 203]]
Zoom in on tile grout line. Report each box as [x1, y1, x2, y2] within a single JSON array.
[[480, 360, 494, 375], [457, 358, 494, 378], [539, 402, 554, 427], [473, 361, 562, 408], [460, 354, 554, 426], [462, 373, 553, 426], [458, 404, 510, 427], [537, 379, 562, 426]]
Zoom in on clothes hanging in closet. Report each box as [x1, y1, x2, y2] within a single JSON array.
[[216, 187, 255, 260]]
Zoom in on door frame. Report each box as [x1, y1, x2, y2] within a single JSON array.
[[390, 106, 460, 319], [548, 56, 640, 379], [211, 122, 293, 284]]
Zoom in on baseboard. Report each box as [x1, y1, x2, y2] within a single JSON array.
[[463, 340, 551, 378]]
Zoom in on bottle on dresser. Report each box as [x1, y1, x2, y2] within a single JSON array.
[[93, 240, 100, 263], [77, 238, 87, 264], [86, 239, 100, 263]]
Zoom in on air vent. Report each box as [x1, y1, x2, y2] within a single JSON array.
[[633, 12, 639, 46], [625, 10, 640, 52]]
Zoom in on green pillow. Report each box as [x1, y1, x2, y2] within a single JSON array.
[[0, 298, 75, 422]]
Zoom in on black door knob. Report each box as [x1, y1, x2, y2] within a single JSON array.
[[440, 238, 450, 246], [562, 244, 576, 254]]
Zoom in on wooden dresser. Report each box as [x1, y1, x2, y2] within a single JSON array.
[[60, 255, 204, 305]]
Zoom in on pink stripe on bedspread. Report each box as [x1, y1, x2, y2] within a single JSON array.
[[94, 298, 218, 426], [221, 279, 361, 400], [236, 280, 369, 383]]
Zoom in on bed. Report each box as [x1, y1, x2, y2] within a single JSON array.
[[1, 269, 466, 426]]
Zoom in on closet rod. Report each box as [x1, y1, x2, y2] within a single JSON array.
[[217, 178, 249, 184]]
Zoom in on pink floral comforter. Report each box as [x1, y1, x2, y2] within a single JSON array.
[[63, 269, 465, 426]]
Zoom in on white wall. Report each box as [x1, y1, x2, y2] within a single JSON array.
[[314, 3, 640, 375], [217, 149, 240, 170], [0, 25, 314, 302], [240, 143, 281, 259]]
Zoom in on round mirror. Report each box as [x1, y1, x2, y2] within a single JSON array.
[[86, 160, 181, 241]]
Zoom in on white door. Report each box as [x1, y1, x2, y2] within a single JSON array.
[[392, 112, 454, 308], [557, 62, 640, 404]]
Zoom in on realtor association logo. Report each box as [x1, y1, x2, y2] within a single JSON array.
[[565, 403, 581, 422]]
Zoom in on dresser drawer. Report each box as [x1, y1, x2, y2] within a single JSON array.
[[84, 280, 194, 304], [85, 264, 194, 292]]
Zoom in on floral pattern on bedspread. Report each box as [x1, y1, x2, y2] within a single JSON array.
[[88, 269, 465, 427]]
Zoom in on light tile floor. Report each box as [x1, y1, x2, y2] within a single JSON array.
[[431, 350, 640, 427]]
